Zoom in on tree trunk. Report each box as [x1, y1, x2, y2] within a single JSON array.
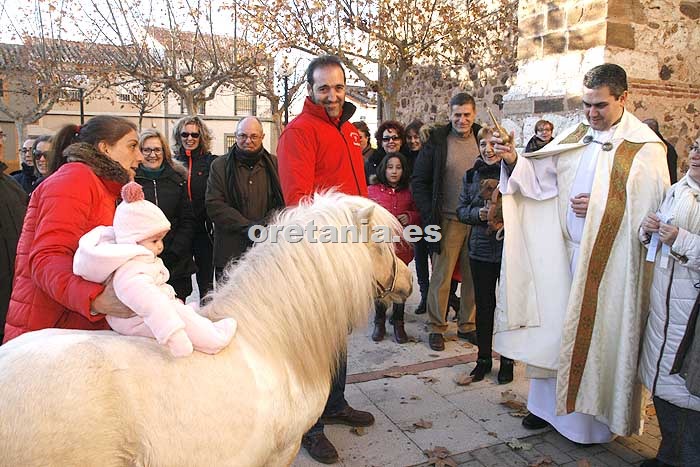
[[269, 110, 282, 150]]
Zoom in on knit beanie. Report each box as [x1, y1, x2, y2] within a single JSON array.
[[113, 182, 171, 244]]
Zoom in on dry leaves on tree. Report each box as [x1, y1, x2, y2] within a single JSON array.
[[424, 446, 457, 467]]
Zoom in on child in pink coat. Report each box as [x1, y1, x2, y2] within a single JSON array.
[[368, 152, 420, 344], [73, 182, 236, 357]]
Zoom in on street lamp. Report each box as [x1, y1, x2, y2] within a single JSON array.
[[279, 56, 294, 126], [69, 75, 89, 124]]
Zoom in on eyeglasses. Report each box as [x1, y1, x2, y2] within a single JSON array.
[[20, 148, 30, 154], [142, 147, 163, 156], [33, 150, 49, 159], [382, 135, 401, 142], [236, 133, 262, 141], [180, 132, 200, 139], [536, 127, 553, 133], [689, 144, 700, 153]]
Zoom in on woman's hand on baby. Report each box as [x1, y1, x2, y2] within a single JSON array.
[[91, 276, 135, 318]]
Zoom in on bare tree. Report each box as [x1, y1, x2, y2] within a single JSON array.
[[79, 0, 263, 115], [0, 1, 109, 141], [247, 0, 517, 120]]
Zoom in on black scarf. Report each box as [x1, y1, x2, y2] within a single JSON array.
[[234, 146, 263, 167], [473, 158, 501, 181]]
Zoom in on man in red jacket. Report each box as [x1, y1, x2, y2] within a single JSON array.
[[277, 55, 371, 465]]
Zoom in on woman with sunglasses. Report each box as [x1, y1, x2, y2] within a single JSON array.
[[30, 135, 53, 191], [172, 116, 216, 304], [136, 129, 196, 302], [365, 120, 405, 185]]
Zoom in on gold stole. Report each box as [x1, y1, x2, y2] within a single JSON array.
[[560, 124, 589, 144], [565, 140, 644, 413]]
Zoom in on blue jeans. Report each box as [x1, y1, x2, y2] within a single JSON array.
[[305, 352, 348, 436]]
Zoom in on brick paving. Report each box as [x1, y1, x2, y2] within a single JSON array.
[[408, 416, 660, 467]]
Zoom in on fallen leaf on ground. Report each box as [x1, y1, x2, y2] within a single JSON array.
[[500, 390, 528, 415], [350, 426, 367, 436], [418, 375, 438, 383], [501, 389, 517, 401], [488, 431, 498, 437], [509, 410, 528, 417], [646, 405, 656, 417], [506, 438, 532, 450], [424, 446, 451, 459], [577, 460, 591, 467], [528, 455, 553, 466], [454, 373, 473, 386], [383, 371, 415, 378], [409, 395, 422, 400], [413, 419, 433, 430], [461, 342, 474, 349]]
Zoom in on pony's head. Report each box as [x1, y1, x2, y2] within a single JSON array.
[[206, 191, 412, 396]]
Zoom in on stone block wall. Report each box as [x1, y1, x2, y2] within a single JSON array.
[[394, 0, 699, 170]]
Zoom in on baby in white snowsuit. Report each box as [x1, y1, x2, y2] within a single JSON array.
[[74, 182, 236, 357]]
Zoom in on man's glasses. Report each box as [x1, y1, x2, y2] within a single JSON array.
[[20, 148, 30, 154], [236, 133, 261, 141], [142, 147, 163, 156], [33, 150, 49, 159], [689, 144, 700, 153], [180, 132, 200, 139], [382, 135, 401, 142]]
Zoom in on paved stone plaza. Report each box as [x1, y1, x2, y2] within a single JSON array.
[[291, 269, 660, 467]]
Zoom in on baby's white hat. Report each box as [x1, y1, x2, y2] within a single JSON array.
[[113, 182, 171, 244]]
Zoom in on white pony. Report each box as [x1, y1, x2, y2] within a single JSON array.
[[0, 192, 412, 467]]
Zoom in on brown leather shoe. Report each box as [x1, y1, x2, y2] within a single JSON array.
[[393, 320, 408, 344], [320, 405, 375, 427], [428, 333, 445, 351], [301, 432, 339, 464]]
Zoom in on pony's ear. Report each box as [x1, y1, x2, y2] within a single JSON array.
[[352, 205, 374, 226]]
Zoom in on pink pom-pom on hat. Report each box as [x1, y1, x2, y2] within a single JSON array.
[[113, 182, 171, 244], [121, 181, 145, 203]]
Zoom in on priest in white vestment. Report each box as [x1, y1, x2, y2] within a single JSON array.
[[493, 64, 669, 443]]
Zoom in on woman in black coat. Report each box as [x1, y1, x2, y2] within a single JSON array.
[[136, 129, 197, 301]]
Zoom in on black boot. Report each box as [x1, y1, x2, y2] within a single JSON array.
[[415, 294, 427, 314], [448, 279, 460, 318], [372, 301, 386, 342], [497, 357, 514, 384], [392, 303, 408, 343], [470, 358, 492, 382]]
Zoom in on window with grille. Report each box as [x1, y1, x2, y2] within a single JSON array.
[[234, 94, 256, 116], [60, 89, 80, 101], [224, 133, 236, 153]]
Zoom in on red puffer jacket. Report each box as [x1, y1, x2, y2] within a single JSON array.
[[4, 150, 127, 343], [368, 183, 420, 265], [277, 97, 367, 206]]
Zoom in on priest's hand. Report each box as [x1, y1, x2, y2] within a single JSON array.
[[493, 131, 517, 165], [641, 212, 661, 234], [570, 193, 590, 218], [91, 276, 135, 319], [658, 222, 679, 246]]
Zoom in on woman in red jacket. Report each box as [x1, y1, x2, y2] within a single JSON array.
[[4, 116, 142, 343], [368, 152, 420, 343]]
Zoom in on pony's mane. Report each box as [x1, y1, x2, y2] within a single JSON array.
[[206, 192, 402, 396]]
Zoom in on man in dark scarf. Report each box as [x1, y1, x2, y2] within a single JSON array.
[[206, 117, 284, 282]]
